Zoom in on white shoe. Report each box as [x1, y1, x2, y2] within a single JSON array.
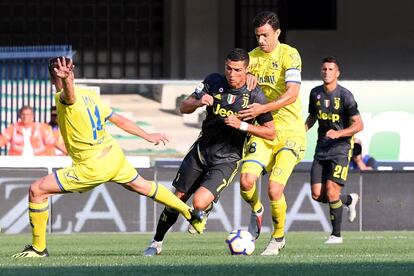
[[261, 238, 286, 256], [143, 240, 163, 256], [248, 205, 264, 240], [348, 193, 359, 222], [325, 235, 343, 244]]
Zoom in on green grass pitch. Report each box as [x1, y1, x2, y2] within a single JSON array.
[[1, 232, 414, 275]]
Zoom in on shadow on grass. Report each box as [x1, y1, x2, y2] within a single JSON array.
[[1, 262, 414, 276]]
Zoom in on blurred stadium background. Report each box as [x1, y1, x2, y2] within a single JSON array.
[[1, 0, 414, 235]]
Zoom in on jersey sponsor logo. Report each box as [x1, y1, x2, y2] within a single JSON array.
[[334, 97, 341, 110], [258, 75, 276, 85], [317, 110, 340, 122], [212, 104, 239, 117], [227, 94, 236, 104]]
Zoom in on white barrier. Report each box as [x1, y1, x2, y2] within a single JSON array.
[[0, 156, 150, 174]]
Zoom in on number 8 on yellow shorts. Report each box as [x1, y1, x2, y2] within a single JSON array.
[[241, 130, 306, 185]]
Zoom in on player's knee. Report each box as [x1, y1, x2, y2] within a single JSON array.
[[29, 180, 45, 201], [240, 173, 257, 191], [267, 183, 284, 200]]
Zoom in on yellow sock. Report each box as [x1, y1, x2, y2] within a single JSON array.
[[148, 182, 191, 220], [29, 201, 49, 251], [240, 183, 262, 213], [270, 194, 287, 239]]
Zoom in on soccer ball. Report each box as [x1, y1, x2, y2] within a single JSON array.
[[225, 229, 255, 255]]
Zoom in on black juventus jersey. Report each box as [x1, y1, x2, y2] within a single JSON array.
[[193, 73, 273, 165], [308, 84, 360, 159]]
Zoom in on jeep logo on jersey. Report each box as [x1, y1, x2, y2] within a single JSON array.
[[227, 94, 236, 104]]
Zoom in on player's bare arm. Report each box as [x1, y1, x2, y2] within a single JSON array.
[[55, 57, 76, 105], [180, 94, 214, 114], [109, 113, 169, 146], [224, 114, 275, 140], [239, 82, 300, 120], [305, 114, 317, 131], [326, 114, 364, 139]]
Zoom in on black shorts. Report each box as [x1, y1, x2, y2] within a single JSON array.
[[310, 156, 350, 186], [172, 146, 239, 201]]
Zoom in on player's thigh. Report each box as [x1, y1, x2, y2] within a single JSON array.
[[172, 148, 204, 195], [311, 159, 329, 185], [269, 134, 306, 185], [201, 161, 239, 202], [242, 136, 275, 177], [55, 162, 106, 193], [327, 156, 350, 186]]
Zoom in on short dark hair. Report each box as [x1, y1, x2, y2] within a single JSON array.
[[48, 57, 71, 76], [226, 48, 249, 67], [19, 105, 33, 116], [253, 11, 280, 30], [322, 56, 340, 70]]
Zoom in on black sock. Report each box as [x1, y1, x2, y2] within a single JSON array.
[[340, 194, 352, 206], [154, 207, 179, 242], [329, 200, 343, 237]]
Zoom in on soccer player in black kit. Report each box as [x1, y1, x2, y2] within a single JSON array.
[[144, 48, 275, 256], [305, 57, 363, 244]]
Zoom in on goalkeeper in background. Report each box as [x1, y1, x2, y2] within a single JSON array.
[[12, 57, 204, 258]]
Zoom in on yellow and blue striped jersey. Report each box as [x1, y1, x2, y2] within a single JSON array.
[[55, 87, 115, 163], [249, 43, 304, 133]]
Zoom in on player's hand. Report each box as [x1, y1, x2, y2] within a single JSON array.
[[224, 114, 242, 129], [246, 73, 258, 91], [54, 57, 74, 80], [199, 94, 214, 107], [147, 133, 169, 146], [326, 129, 341, 139], [238, 103, 265, 121]]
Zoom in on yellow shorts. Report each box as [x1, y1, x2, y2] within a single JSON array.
[[55, 144, 138, 193], [241, 129, 306, 185]]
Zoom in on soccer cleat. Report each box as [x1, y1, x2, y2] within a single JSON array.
[[261, 237, 286, 256], [188, 208, 212, 234], [325, 235, 343, 244], [187, 208, 206, 234], [12, 245, 49, 258], [248, 205, 264, 240], [347, 193, 359, 222], [143, 240, 163, 256]]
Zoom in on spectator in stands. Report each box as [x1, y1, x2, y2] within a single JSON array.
[[350, 138, 378, 170], [46, 106, 67, 155], [0, 106, 55, 156]]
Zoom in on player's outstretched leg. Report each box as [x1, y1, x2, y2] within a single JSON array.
[[325, 199, 344, 244]]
